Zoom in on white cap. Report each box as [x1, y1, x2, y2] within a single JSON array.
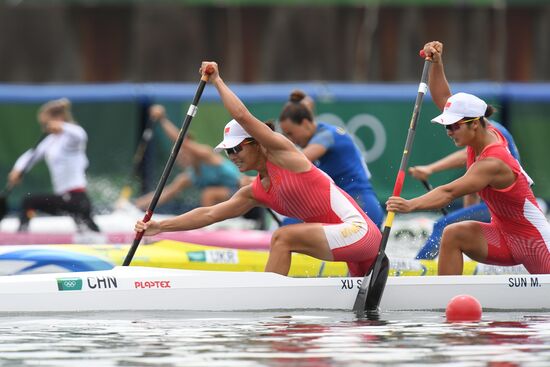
[[431, 92, 487, 125], [214, 119, 252, 152]]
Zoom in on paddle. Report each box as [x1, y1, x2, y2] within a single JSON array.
[[353, 52, 431, 317], [420, 179, 448, 216], [266, 208, 281, 226], [123, 66, 213, 266], [0, 133, 48, 222], [116, 117, 155, 204]]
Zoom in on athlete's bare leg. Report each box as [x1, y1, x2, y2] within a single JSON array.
[[265, 223, 333, 275], [438, 221, 488, 275]]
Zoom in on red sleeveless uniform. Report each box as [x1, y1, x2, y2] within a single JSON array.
[[251, 160, 381, 276], [467, 127, 550, 273]]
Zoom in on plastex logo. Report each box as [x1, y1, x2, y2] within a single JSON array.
[[57, 277, 83, 291]]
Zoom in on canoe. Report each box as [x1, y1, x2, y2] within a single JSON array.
[[0, 211, 273, 248], [0, 229, 273, 249], [0, 240, 528, 277], [0, 212, 435, 253], [0, 266, 546, 313]]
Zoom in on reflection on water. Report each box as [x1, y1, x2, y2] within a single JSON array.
[[0, 311, 549, 367]]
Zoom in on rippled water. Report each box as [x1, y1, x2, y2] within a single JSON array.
[[1, 311, 549, 366]]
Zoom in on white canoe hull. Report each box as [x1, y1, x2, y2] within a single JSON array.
[[0, 266, 548, 313]]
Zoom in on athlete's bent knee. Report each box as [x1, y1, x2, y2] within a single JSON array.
[[441, 222, 471, 248], [270, 228, 292, 252]]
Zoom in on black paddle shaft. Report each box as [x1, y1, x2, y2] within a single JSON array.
[[123, 72, 211, 266], [132, 118, 155, 174], [353, 59, 431, 317], [266, 208, 281, 226]]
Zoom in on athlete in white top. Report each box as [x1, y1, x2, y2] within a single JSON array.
[[8, 98, 99, 232]]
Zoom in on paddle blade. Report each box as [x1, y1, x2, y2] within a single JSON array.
[[365, 254, 389, 312], [0, 195, 7, 222], [352, 272, 371, 314], [353, 254, 389, 318]]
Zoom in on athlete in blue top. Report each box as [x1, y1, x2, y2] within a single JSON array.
[[278, 90, 384, 228], [411, 120, 521, 259]]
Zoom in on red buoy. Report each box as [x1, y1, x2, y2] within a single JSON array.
[[445, 294, 482, 322]]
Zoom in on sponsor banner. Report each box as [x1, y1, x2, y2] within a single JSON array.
[[4, 84, 549, 209]]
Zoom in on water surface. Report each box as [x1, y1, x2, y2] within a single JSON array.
[[1, 311, 549, 366]]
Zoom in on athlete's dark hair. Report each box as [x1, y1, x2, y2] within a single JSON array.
[[279, 90, 313, 124]]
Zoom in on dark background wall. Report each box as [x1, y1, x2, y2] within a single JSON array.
[[0, 2, 549, 83]]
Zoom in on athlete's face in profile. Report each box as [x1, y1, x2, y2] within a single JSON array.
[[225, 140, 261, 172], [279, 119, 312, 148], [446, 118, 478, 147]]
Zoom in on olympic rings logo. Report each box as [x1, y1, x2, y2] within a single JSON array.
[[57, 277, 83, 291], [316, 113, 387, 163], [62, 280, 77, 287]]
